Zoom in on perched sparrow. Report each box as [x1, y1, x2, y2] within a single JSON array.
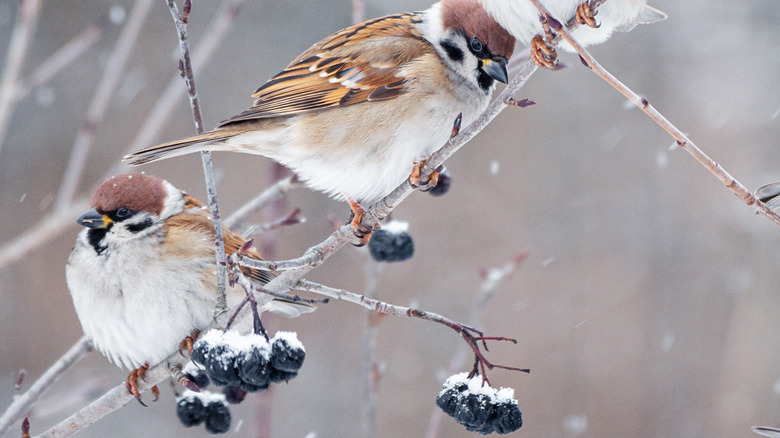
[[123, 0, 515, 213], [66, 174, 312, 400], [479, 0, 666, 67]]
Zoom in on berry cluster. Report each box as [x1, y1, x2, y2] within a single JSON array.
[[436, 373, 523, 435], [191, 330, 305, 393], [176, 390, 231, 434], [368, 221, 414, 263]]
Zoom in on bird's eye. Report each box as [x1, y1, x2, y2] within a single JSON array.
[[469, 37, 484, 54], [116, 207, 131, 219]]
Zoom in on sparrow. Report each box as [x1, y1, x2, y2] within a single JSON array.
[[66, 173, 313, 401], [123, 0, 515, 237], [478, 0, 666, 68]]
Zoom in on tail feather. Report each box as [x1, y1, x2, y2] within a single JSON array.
[[123, 131, 236, 166]]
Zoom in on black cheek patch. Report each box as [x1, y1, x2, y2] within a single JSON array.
[[476, 68, 493, 91], [87, 228, 108, 255], [441, 40, 463, 63], [127, 218, 154, 233]]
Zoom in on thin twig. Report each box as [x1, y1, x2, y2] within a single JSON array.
[[0, 0, 43, 155], [165, 0, 229, 311], [526, 0, 780, 227], [425, 253, 528, 438], [361, 257, 383, 438], [351, 0, 365, 26], [55, 0, 154, 212], [14, 13, 118, 102], [0, 336, 91, 437]]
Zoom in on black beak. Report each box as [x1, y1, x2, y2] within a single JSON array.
[[481, 57, 509, 84], [77, 207, 111, 229]]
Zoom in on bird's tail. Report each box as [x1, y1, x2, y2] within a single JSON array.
[[123, 131, 236, 166]]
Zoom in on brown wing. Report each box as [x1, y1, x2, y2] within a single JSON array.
[[171, 196, 273, 285], [218, 12, 431, 125]]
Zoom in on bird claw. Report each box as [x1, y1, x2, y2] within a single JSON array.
[[178, 330, 199, 356], [347, 199, 377, 246], [576, 1, 600, 28], [126, 362, 151, 406], [530, 35, 558, 69], [410, 160, 440, 192]]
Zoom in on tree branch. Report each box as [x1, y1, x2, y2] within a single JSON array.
[[165, 0, 231, 311], [526, 0, 780, 227], [0, 337, 91, 437]]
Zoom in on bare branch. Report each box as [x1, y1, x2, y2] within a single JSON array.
[[165, 0, 241, 312], [425, 253, 528, 438], [526, 0, 780, 227], [351, 0, 364, 25], [361, 257, 383, 438], [55, 0, 154, 212], [0, 0, 43, 154], [0, 336, 91, 437]]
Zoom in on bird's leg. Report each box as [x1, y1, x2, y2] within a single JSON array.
[[126, 362, 153, 406], [530, 13, 559, 69], [576, 1, 600, 28], [347, 199, 377, 246], [178, 329, 200, 356]]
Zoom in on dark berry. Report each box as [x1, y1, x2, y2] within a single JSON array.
[[237, 347, 271, 388], [240, 380, 270, 393], [269, 367, 298, 383], [368, 228, 414, 263], [186, 368, 210, 389], [222, 386, 246, 404], [428, 169, 452, 197], [270, 337, 305, 373], [454, 393, 496, 431], [436, 387, 464, 416], [493, 401, 522, 434], [204, 400, 231, 434], [205, 344, 240, 387], [176, 395, 205, 427], [191, 340, 211, 367]]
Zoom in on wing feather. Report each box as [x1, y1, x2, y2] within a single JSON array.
[[219, 12, 431, 125]]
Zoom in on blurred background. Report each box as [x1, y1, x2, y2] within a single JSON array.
[[1, 0, 780, 437]]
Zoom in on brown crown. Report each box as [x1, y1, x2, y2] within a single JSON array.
[[440, 0, 516, 60], [90, 174, 168, 216]]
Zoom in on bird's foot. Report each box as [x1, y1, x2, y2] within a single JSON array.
[[576, 1, 600, 28], [409, 159, 440, 192], [126, 362, 157, 406], [347, 199, 378, 247], [530, 35, 558, 69]]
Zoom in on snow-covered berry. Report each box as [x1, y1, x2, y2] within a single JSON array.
[[205, 343, 241, 387], [222, 385, 246, 404], [204, 399, 231, 434], [493, 400, 522, 434], [269, 367, 298, 383], [428, 169, 452, 197], [237, 346, 271, 390], [191, 339, 211, 367], [183, 361, 210, 389], [368, 221, 414, 263], [436, 373, 523, 435], [270, 332, 306, 373], [176, 393, 206, 427]]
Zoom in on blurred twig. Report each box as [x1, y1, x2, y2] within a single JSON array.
[[0, 0, 42, 155], [0, 0, 241, 270], [361, 257, 383, 438], [0, 336, 91, 438], [14, 13, 119, 102], [225, 175, 300, 229], [55, 0, 154, 212], [527, 0, 780, 227], [165, 0, 229, 311], [424, 253, 528, 438]]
